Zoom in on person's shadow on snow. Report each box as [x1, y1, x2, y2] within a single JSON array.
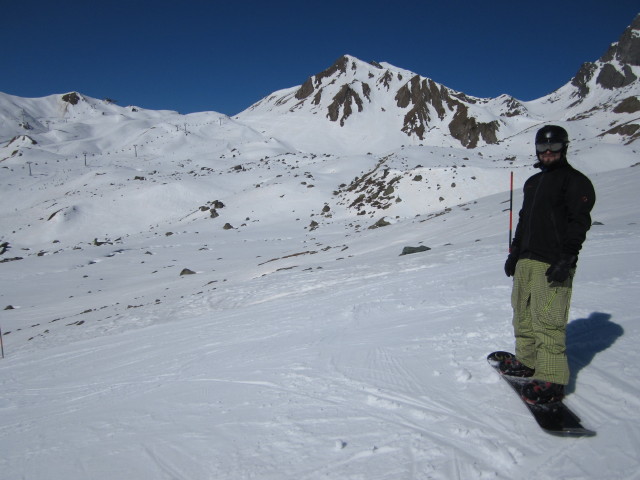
[[566, 312, 623, 394]]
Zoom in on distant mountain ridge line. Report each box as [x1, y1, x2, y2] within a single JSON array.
[[1, 15, 639, 155]]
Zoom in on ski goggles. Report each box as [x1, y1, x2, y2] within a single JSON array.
[[535, 142, 564, 153]]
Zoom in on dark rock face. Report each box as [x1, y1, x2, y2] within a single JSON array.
[[295, 78, 315, 100], [400, 245, 431, 256], [572, 14, 640, 95], [396, 76, 452, 140], [603, 123, 640, 144], [613, 96, 640, 114], [571, 62, 598, 98], [327, 84, 365, 126], [601, 14, 640, 66], [61, 92, 81, 105], [295, 56, 350, 100], [448, 105, 499, 148], [597, 64, 637, 90], [500, 96, 527, 117]]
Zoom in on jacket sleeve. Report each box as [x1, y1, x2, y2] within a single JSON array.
[[511, 210, 523, 251], [562, 172, 596, 256], [510, 176, 534, 252]]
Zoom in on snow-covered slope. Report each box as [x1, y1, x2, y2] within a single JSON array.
[[1, 153, 639, 479], [1, 15, 639, 480]]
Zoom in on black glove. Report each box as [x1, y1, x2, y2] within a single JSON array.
[[504, 248, 519, 277], [545, 255, 576, 283]]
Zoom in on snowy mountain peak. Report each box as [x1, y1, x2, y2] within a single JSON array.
[[545, 14, 640, 144], [293, 55, 378, 125], [569, 14, 639, 99], [601, 13, 640, 67], [237, 54, 507, 152], [237, 15, 640, 154]]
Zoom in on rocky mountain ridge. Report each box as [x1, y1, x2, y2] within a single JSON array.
[[238, 14, 639, 152]]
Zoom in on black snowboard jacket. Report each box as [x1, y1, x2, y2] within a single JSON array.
[[511, 157, 596, 266]]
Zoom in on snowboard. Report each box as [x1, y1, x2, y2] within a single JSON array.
[[487, 351, 596, 437]]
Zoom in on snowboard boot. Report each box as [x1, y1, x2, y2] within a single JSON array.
[[522, 380, 565, 405], [498, 357, 535, 377]]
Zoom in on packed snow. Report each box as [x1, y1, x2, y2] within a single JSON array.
[[1, 84, 640, 480]]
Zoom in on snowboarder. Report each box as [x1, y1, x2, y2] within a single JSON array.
[[502, 125, 596, 404]]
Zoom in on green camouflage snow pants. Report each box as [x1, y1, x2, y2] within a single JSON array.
[[511, 258, 574, 385]]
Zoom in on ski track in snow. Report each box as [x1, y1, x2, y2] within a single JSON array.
[[2, 236, 520, 478], [4, 216, 636, 479]]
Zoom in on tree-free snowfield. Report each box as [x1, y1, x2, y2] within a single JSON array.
[[1, 75, 639, 479]]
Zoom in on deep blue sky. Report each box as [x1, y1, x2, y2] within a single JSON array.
[[2, 1, 638, 116]]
